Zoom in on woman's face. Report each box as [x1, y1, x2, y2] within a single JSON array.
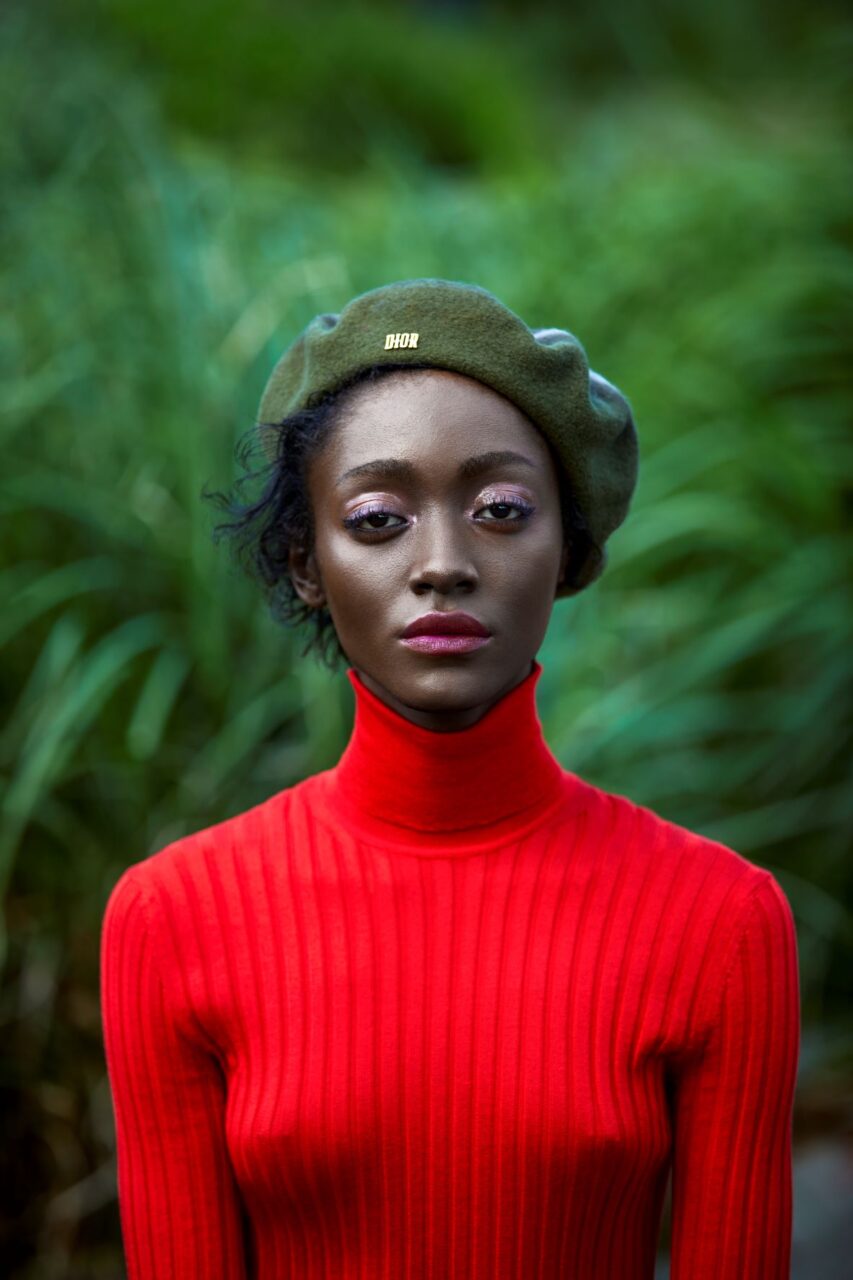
[[289, 369, 570, 730]]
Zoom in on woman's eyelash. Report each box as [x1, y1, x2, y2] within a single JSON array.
[[478, 496, 536, 521], [341, 496, 535, 532], [341, 503, 405, 532]]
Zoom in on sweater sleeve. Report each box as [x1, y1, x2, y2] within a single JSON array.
[[668, 870, 800, 1278], [100, 866, 249, 1279]]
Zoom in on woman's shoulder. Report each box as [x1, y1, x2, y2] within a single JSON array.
[[105, 774, 324, 911], [565, 775, 795, 1008], [569, 769, 785, 916]]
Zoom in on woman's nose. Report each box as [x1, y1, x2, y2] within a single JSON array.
[[407, 512, 479, 595]]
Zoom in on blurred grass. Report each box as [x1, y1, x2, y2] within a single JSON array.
[[1, 0, 851, 1273]]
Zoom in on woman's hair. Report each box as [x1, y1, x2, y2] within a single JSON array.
[[203, 363, 596, 670]]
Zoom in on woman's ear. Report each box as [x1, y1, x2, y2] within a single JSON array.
[[288, 543, 326, 610]]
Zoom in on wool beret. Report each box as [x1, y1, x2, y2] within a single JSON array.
[[256, 278, 638, 594]]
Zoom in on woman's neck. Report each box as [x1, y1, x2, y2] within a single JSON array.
[[352, 659, 537, 733], [319, 659, 571, 855]]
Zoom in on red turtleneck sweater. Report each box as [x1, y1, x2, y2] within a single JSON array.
[[101, 660, 799, 1279]]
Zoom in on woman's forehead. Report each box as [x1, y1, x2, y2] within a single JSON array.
[[330, 368, 547, 456], [317, 373, 545, 483]]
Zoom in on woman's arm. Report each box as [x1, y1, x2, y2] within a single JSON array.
[[100, 867, 250, 1279], [668, 870, 800, 1277]]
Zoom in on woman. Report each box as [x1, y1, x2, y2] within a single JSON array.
[[100, 278, 800, 1278]]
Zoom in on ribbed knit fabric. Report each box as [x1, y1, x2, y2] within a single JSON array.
[[100, 659, 800, 1279]]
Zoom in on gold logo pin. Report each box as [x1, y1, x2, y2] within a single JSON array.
[[384, 332, 419, 350]]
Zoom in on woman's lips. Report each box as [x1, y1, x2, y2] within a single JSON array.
[[400, 635, 492, 654]]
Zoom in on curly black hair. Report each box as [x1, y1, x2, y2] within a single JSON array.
[[202, 363, 596, 670]]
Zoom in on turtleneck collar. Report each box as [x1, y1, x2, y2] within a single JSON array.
[[318, 659, 570, 855]]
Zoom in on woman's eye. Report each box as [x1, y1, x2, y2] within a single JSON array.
[[342, 506, 405, 532], [476, 497, 535, 522], [342, 496, 535, 534]]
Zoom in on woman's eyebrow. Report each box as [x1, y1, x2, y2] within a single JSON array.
[[336, 450, 538, 487]]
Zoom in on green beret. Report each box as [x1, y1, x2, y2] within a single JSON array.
[[256, 278, 638, 593]]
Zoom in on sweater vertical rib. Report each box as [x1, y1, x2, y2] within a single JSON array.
[[100, 659, 800, 1279]]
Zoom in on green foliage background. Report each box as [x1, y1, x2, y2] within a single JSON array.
[[1, 0, 850, 1273]]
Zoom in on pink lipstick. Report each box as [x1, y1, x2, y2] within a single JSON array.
[[400, 611, 492, 655]]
